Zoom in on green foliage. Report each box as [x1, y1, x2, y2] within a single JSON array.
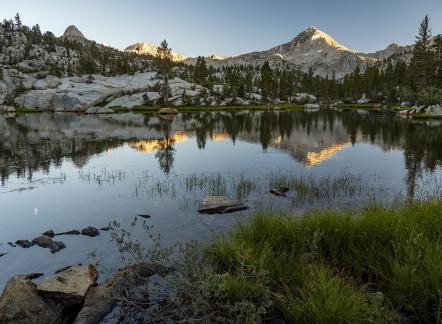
[[209, 200, 442, 322]]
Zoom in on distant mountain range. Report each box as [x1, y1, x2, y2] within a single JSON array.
[[124, 26, 422, 78]]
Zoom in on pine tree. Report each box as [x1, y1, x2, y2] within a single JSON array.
[[260, 61, 273, 101], [432, 35, 442, 88], [153, 40, 173, 104], [410, 15, 433, 91], [14, 13, 22, 31]]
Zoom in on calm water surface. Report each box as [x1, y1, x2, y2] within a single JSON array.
[[1, 110, 442, 289]]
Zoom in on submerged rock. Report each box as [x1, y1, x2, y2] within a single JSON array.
[[55, 229, 81, 235], [0, 252, 7, 258], [198, 196, 249, 214], [0, 275, 63, 323], [15, 239, 33, 248], [270, 186, 290, 197], [81, 226, 100, 237], [37, 264, 98, 306]]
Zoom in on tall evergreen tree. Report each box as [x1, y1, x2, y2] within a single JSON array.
[[410, 15, 433, 91], [14, 13, 22, 31], [260, 61, 273, 101], [153, 40, 174, 104]]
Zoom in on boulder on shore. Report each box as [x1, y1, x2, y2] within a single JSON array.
[[304, 103, 320, 111], [427, 104, 442, 115], [74, 262, 160, 324], [37, 264, 98, 306], [0, 275, 63, 323], [198, 196, 249, 214], [158, 107, 179, 114]]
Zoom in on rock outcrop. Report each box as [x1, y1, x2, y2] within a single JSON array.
[[13, 73, 211, 111], [63, 25, 87, 42]]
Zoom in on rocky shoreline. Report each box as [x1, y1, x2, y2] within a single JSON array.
[[0, 262, 169, 323]]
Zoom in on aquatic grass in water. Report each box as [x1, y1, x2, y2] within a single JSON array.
[[79, 168, 126, 185], [127, 171, 391, 211]]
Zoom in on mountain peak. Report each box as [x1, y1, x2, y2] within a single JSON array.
[[63, 25, 85, 40], [292, 26, 355, 53]]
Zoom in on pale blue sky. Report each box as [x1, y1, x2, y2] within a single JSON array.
[[2, 0, 442, 57]]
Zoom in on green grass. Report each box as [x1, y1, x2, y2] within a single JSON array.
[[336, 103, 382, 110], [110, 103, 304, 113], [207, 200, 442, 322], [412, 113, 442, 120], [14, 107, 43, 113]]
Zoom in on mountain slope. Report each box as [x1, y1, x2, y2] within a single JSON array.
[[125, 42, 187, 62], [182, 27, 416, 78]]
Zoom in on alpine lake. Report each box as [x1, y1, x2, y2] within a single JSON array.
[[1, 108, 442, 289]]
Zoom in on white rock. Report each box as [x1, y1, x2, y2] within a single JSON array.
[[427, 104, 442, 115], [33, 76, 61, 90], [0, 105, 15, 113], [357, 97, 370, 104], [304, 103, 320, 110], [106, 92, 160, 109], [86, 106, 114, 114]]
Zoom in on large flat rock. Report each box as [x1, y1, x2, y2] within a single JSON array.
[[198, 196, 249, 214], [37, 264, 98, 306]]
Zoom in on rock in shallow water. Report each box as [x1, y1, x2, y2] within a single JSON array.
[[55, 229, 81, 235], [0, 275, 63, 323], [37, 264, 98, 306], [198, 196, 249, 214], [15, 239, 33, 248], [270, 186, 290, 197], [81, 226, 100, 237], [31, 235, 66, 253], [42, 230, 55, 238]]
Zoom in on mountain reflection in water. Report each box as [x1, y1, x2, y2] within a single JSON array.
[[1, 111, 442, 199]]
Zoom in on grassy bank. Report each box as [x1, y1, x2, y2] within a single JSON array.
[[204, 200, 442, 322], [112, 103, 304, 113], [336, 103, 383, 110], [413, 113, 442, 120], [115, 200, 442, 322]]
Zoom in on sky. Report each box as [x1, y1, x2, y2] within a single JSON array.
[[2, 0, 442, 57]]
